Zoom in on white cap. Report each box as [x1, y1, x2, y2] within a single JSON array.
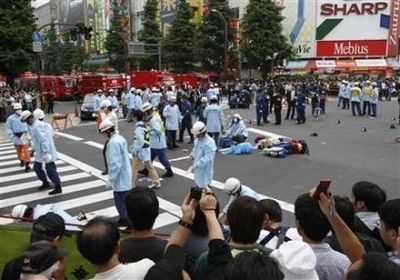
[[97, 89, 103, 93], [100, 99, 112, 108], [130, 87, 136, 92], [270, 241, 319, 280], [98, 119, 114, 132], [223, 177, 241, 195], [108, 89, 114, 93], [33, 108, 45, 120], [11, 204, 28, 218], [13, 103, 22, 110], [191, 121, 206, 136], [233, 113, 241, 120], [141, 102, 153, 113], [201, 97, 208, 103], [135, 89, 142, 94], [20, 110, 33, 122]]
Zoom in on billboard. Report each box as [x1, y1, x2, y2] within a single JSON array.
[[275, 0, 316, 58], [58, 0, 85, 31], [387, 0, 399, 57], [86, 0, 106, 54], [316, 0, 392, 57]]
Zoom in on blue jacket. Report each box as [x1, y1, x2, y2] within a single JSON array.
[[30, 121, 57, 163], [296, 92, 306, 107], [131, 121, 151, 161], [256, 92, 268, 109], [108, 96, 119, 110], [163, 104, 181, 130], [196, 106, 206, 123], [106, 133, 132, 191], [203, 104, 224, 133], [126, 92, 135, 109], [94, 95, 102, 110], [180, 100, 193, 125], [148, 111, 167, 149], [133, 95, 143, 110], [6, 114, 28, 145], [190, 134, 217, 188], [226, 121, 248, 138], [150, 92, 162, 107]]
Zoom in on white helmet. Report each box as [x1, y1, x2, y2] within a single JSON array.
[[20, 110, 33, 122], [100, 99, 112, 108], [223, 177, 241, 195], [365, 80, 371, 84], [130, 87, 136, 92], [141, 102, 153, 113], [135, 89, 142, 95], [151, 87, 158, 92], [210, 95, 218, 101], [11, 204, 28, 218], [13, 103, 22, 110], [97, 89, 103, 93], [372, 82, 377, 86], [33, 108, 45, 120], [191, 121, 206, 136], [168, 95, 177, 102], [233, 113, 241, 120], [354, 82, 359, 86], [99, 119, 114, 132], [108, 89, 114, 93]]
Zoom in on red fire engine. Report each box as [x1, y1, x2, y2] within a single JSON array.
[[77, 73, 127, 94], [130, 71, 176, 89]]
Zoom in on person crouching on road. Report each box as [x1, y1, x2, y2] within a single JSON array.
[[20, 110, 62, 195], [188, 121, 217, 189], [224, 113, 248, 144], [130, 110, 161, 189], [98, 119, 132, 227], [220, 177, 261, 218], [5, 103, 31, 172], [99, 99, 118, 175]]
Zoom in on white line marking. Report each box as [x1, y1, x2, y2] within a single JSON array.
[[0, 150, 15, 155], [153, 212, 180, 229], [0, 143, 13, 147], [1, 165, 77, 183], [0, 154, 17, 160], [0, 180, 105, 208], [0, 146, 15, 151], [84, 141, 105, 149], [0, 159, 24, 167], [1, 172, 91, 195], [0, 160, 65, 174], [53, 190, 113, 210], [81, 139, 295, 213], [54, 132, 84, 141], [247, 127, 285, 139]]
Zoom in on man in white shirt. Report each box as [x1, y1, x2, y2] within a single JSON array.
[[77, 217, 154, 280]]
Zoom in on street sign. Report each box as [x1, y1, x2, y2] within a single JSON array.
[[32, 42, 43, 53], [32, 31, 42, 42]]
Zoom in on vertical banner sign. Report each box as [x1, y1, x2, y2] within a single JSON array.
[[110, 0, 131, 41], [161, 0, 177, 34], [387, 0, 399, 57], [86, 0, 106, 54]]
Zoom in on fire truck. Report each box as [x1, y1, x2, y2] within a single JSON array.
[[77, 73, 127, 94], [15, 73, 77, 100], [130, 71, 176, 89]]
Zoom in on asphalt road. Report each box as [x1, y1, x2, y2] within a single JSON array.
[[1, 98, 399, 232]]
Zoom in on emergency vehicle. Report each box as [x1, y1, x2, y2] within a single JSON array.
[[130, 71, 176, 89], [77, 73, 127, 94]]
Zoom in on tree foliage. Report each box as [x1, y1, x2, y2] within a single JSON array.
[[162, 0, 196, 73], [240, 0, 293, 77], [105, 0, 127, 73], [197, 0, 233, 72], [0, 0, 36, 82], [42, 24, 61, 74], [138, 0, 162, 70]]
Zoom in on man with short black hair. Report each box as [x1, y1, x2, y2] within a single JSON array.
[[2, 213, 67, 280], [351, 181, 387, 239], [378, 199, 400, 265], [119, 187, 167, 263], [294, 193, 350, 280], [77, 217, 154, 279]]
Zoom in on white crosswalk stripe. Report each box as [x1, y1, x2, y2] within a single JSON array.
[[0, 140, 180, 231]]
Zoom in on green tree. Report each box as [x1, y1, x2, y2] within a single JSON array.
[[240, 0, 292, 78], [42, 24, 61, 74], [162, 0, 196, 73], [138, 0, 162, 70], [105, 0, 127, 72], [0, 0, 36, 83], [197, 0, 233, 72]]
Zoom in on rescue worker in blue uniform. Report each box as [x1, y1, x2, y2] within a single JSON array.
[[163, 95, 181, 149], [130, 110, 161, 189], [203, 95, 224, 145], [188, 121, 217, 188], [342, 82, 351, 110], [350, 82, 362, 116], [98, 119, 132, 227], [178, 95, 194, 144], [224, 114, 248, 143], [196, 97, 207, 123], [149, 87, 162, 108], [221, 177, 261, 217], [20, 111, 62, 195], [142, 103, 174, 177], [296, 90, 306, 124], [256, 89, 269, 126], [126, 87, 136, 122]]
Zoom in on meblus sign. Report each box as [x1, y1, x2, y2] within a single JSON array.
[[317, 40, 387, 57]]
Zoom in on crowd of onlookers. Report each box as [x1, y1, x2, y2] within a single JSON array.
[[2, 181, 399, 280]]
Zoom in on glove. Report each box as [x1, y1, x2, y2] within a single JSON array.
[[42, 153, 52, 163], [105, 180, 111, 189], [186, 165, 196, 173]]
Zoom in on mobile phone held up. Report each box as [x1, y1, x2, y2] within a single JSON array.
[[189, 187, 202, 201], [313, 179, 332, 201]]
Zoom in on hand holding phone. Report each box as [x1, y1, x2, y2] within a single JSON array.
[[312, 179, 332, 201], [189, 187, 202, 201]]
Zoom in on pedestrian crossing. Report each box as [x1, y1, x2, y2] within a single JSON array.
[[0, 140, 180, 231]]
